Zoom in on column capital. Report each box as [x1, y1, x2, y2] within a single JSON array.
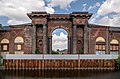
[[48, 36, 52, 39], [67, 36, 71, 39]]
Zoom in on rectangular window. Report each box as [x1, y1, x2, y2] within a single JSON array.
[[15, 44, 22, 51], [116, 46, 119, 50], [110, 44, 119, 51], [1, 44, 9, 51], [96, 45, 98, 50], [103, 45, 105, 50], [110, 46, 113, 50], [3, 45, 7, 50], [99, 45, 102, 50], [17, 45, 22, 50], [96, 44, 105, 51], [113, 46, 116, 50]]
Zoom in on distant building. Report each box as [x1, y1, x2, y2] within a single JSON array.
[[0, 12, 120, 55]]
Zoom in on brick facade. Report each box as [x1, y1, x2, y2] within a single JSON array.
[[0, 12, 120, 54]]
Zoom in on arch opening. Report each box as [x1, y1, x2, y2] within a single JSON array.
[[52, 28, 68, 54], [0, 38, 9, 54], [95, 37, 106, 55], [110, 39, 119, 55], [14, 36, 24, 54]]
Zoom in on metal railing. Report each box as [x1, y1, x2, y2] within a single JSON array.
[[2, 54, 119, 60]]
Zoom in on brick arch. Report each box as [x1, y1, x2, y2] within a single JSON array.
[[1, 38, 9, 43], [51, 26, 69, 53], [14, 36, 24, 43], [110, 39, 119, 44], [48, 25, 72, 54], [96, 37, 105, 42], [49, 26, 70, 37]]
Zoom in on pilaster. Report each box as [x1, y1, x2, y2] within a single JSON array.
[[73, 25, 77, 54], [43, 24, 47, 54], [32, 24, 36, 53], [84, 24, 89, 54]]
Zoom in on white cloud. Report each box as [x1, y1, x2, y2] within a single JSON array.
[[0, 0, 55, 25], [82, 6, 87, 11], [88, 2, 101, 11], [82, 2, 101, 11], [89, 0, 120, 27], [82, 3, 87, 7], [52, 32, 68, 51], [48, 0, 76, 10]]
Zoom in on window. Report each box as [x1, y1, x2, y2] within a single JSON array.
[[15, 44, 22, 51], [96, 37, 106, 55], [0, 39, 9, 52], [110, 39, 119, 55], [3, 45, 8, 50], [14, 36, 24, 54]]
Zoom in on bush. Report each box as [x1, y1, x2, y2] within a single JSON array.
[[116, 56, 120, 70], [78, 48, 84, 54], [0, 55, 3, 66], [35, 49, 41, 54], [51, 50, 59, 54], [0, 55, 2, 59]]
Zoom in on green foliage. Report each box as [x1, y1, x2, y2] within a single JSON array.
[[78, 48, 84, 54], [35, 49, 42, 54], [116, 56, 120, 69], [0, 55, 3, 66], [51, 50, 59, 54], [0, 55, 2, 59]]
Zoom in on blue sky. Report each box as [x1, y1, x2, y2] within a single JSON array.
[[0, 0, 111, 26], [52, 28, 68, 36], [0, 0, 120, 27]]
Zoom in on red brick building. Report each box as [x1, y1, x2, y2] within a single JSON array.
[[0, 12, 120, 55]]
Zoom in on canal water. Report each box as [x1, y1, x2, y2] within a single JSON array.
[[0, 70, 120, 79]]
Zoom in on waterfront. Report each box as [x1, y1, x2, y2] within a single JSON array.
[[0, 70, 120, 79]]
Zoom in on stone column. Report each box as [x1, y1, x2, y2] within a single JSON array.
[[68, 36, 71, 54], [43, 24, 47, 54], [73, 25, 77, 54], [106, 28, 109, 54], [84, 24, 89, 54], [49, 36, 52, 54], [32, 24, 36, 53]]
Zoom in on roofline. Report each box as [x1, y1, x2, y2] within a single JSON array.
[[9, 23, 32, 27]]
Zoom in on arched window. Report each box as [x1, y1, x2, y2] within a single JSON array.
[[110, 39, 119, 55], [95, 37, 106, 55], [14, 36, 24, 54], [0, 38, 9, 54]]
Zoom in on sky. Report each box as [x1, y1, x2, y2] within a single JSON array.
[[52, 28, 68, 51], [0, 0, 120, 51]]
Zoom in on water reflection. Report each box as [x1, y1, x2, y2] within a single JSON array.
[[0, 70, 120, 79]]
